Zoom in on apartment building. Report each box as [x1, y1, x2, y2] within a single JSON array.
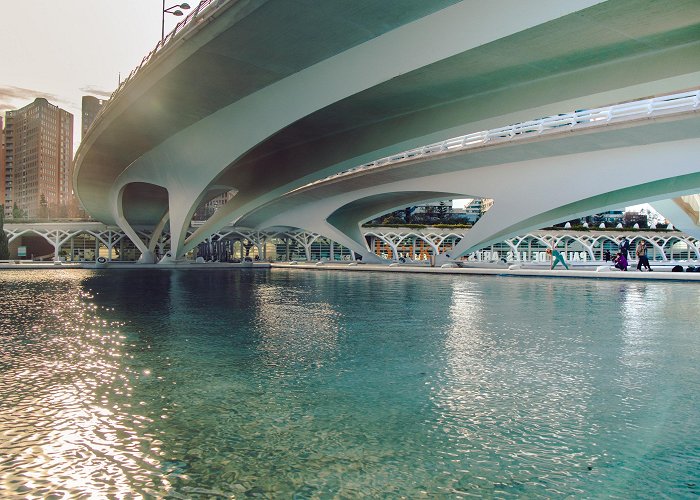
[[3, 98, 74, 218]]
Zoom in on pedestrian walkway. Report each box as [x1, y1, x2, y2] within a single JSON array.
[[271, 262, 700, 281]]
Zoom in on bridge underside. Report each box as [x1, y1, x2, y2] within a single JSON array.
[[238, 114, 700, 262], [73, 0, 700, 262]]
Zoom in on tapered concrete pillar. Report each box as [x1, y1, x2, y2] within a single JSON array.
[[650, 198, 700, 240], [158, 190, 206, 263], [114, 187, 155, 263], [149, 212, 170, 258]]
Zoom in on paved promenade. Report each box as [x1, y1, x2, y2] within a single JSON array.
[[271, 262, 700, 282]]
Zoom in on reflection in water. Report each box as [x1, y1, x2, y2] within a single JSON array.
[[253, 279, 341, 367], [0, 271, 167, 497], [429, 279, 603, 496], [1, 270, 699, 498], [620, 283, 667, 369]]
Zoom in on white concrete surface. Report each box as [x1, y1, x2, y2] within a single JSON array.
[[73, 1, 700, 262], [270, 262, 700, 281]]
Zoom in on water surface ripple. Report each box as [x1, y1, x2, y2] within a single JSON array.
[[1, 269, 698, 498]]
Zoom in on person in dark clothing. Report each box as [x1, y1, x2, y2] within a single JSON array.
[[619, 237, 630, 260], [635, 240, 652, 271]]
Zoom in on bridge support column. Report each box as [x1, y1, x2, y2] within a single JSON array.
[[313, 223, 385, 264], [149, 212, 170, 262], [96, 230, 126, 262], [158, 190, 203, 264], [114, 187, 155, 263], [40, 229, 74, 263], [436, 139, 700, 264], [650, 198, 700, 240], [53, 232, 60, 262]]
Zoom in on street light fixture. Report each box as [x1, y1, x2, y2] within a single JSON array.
[[162, 1, 191, 42]]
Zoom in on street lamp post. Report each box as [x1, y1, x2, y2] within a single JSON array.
[[162, 1, 191, 42]]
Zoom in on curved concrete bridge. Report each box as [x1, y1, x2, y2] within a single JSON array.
[[74, 0, 700, 263], [238, 92, 700, 262]]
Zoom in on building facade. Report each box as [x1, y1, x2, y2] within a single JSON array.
[[193, 190, 237, 221], [581, 210, 625, 227], [3, 98, 74, 218], [81, 96, 105, 140], [452, 198, 493, 224], [1, 116, 6, 212]]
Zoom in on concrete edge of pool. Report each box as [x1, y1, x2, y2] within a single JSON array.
[[270, 262, 700, 281], [3, 261, 700, 281]]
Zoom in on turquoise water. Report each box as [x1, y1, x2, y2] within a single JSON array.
[[1, 269, 698, 498]]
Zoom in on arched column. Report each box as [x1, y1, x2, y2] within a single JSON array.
[[437, 139, 700, 263], [157, 189, 205, 263], [94, 229, 126, 261], [114, 185, 156, 263], [149, 212, 170, 258], [288, 231, 319, 261]]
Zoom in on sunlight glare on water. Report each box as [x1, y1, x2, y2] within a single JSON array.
[[0, 270, 170, 497], [1, 269, 698, 498]]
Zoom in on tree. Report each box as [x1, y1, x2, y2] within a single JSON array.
[[381, 215, 404, 225], [40, 194, 49, 219], [0, 210, 9, 260], [12, 203, 26, 220], [404, 206, 417, 224], [436, 201, 449, 221], [57, 204, 69, 218]]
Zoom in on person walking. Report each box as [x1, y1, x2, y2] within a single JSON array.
[[546, 247, 569, 270], [636, 240, 652, 271]]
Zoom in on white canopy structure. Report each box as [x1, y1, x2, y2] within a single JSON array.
[[73, 0, 700, 263]]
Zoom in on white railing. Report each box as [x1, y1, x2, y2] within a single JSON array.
[[89, 0, 230, 130], [114, 0, 223, 94], [301, 88, 700, 190]]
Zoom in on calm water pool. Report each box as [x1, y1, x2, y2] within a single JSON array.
[[1, 269, 698, 498]]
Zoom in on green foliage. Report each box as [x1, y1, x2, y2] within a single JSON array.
[[433, 223, 473, 229], [381, 215, 405, 225], [363, 223, 674, 232], [363, 223, 427, 229], [363, 222, 475, 229], [39, 194, 49, 219], [544, 225, 675, 232], [12, 203, 26, 220], [436, 202, 449, 220]]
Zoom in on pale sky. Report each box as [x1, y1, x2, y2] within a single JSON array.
[[1, 0, 190, 147]]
